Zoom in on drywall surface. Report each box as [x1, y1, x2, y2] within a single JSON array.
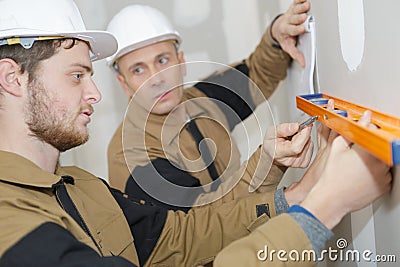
[[285, 1, 400, 266]]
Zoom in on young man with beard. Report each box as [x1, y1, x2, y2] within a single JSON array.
[[0, 0, 391, 266]]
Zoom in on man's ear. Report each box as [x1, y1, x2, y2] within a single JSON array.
[[177, 51, 187, 76], [0, 59, 23, 97], [116, 73, 134, 98]]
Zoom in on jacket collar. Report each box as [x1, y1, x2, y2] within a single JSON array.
[[0, 151, 76, 188]]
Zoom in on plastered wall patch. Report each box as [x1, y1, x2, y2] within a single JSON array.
[[337, 0, 365, 71], [173, 0, 210, 28]]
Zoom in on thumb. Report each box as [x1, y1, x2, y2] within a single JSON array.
[[276, 122, 299, 138], [331, 135, 352, 152], [330, 111, 372, 151], [290, 48, 305, 68], [358, 110, 372, 127]]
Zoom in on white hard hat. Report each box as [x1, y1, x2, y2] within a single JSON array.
[[0, 0, 117, 61], [106, 5, 182, 69]]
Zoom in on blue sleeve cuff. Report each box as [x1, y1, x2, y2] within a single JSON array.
[[288, 204, 318, 221], [288, 206, 334, 257], [274, 187, 289, 215]]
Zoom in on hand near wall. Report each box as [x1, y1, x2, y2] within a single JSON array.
[[271, 0, 311, 67], [263, 121, 314, 168], [301, 110, 392, 229], [284, 100, 337, 205]]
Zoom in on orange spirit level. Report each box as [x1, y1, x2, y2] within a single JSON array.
[[296, 93, 400, 166]]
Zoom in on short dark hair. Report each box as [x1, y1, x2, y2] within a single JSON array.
[[0, 38, 80, 82]]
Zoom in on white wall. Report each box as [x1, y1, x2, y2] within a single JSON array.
[[286, 1, 400, 266]]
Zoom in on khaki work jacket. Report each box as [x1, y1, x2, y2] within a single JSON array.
[[0, 151, 313, 267]]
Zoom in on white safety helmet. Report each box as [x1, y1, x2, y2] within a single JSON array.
[[106, 5, 182, 71], [0, 0, 117, 61]]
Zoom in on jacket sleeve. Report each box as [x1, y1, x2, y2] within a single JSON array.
[[213, 214, 315, 267], [193, 146, 287, 207], [109, 188, 169, 266], [194, 25, 291, 130], [145, 193, 276, 267], [109, 185, 277, 267], [246, 25, 291, 106], [0, 222, 136, 267], [125, 158, 202, 212], [124, 146, 286, 212]]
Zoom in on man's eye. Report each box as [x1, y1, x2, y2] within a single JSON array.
[[134, 67, 144, 74], [73, 73, 82, 80], [159, 57, 168, 64]]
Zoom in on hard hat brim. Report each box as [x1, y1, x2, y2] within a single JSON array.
[[73, 31, 118, 61], [0, 29, 117, 62], [106, 32, 181, 68]]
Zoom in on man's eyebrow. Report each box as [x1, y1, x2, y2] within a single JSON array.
[[126, 52, 174, 72], [128, 62, 143, 72], [157, 52, 171, 57], [71, 63, 94, 75]]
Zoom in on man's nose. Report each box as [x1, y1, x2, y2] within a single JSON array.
[[149, 68, 165, 87]]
